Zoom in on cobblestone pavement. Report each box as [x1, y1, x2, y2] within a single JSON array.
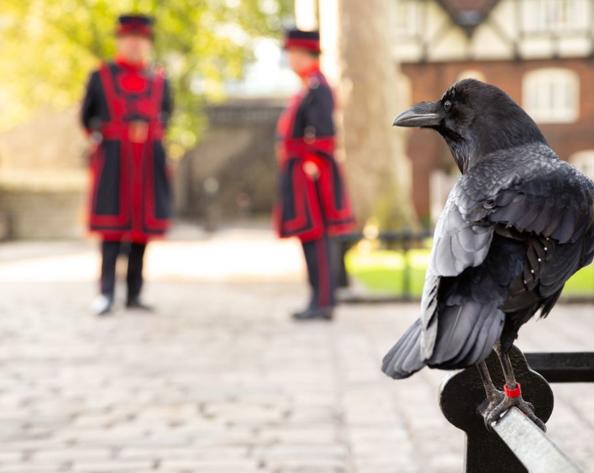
[[0, 235, 593, 472]]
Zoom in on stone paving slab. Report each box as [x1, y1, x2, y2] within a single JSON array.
[[0, 240, 593, 472]]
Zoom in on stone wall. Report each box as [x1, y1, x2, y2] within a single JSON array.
[[0, 182, 85, 240], [0, 108, 87, 171], [175, 98, 284, 223], [0, 99, 285, 239], [0, 108, 88, 240]]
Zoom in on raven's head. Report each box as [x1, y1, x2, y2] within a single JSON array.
[[393, 79, 547, 173]]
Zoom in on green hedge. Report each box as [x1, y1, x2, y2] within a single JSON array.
[[346, 248, 594, 299]]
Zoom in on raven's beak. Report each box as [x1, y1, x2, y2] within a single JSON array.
[[393, 102, 442, 128]]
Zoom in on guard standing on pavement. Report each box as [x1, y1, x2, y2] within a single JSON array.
[[81, 14, 174, 316], [276, 28, 355, 321]]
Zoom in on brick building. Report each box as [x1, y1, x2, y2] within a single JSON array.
[[394, 0, 594, 223]]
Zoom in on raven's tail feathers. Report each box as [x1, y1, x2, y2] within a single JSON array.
[[381, 319, 426, 379], [429, 301, 505, 370], [382, 302, 506, 380]]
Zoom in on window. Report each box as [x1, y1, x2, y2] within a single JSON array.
[[523, 69, 579, 123], [457, 70, 486, 82], [521, 0, 589, 33], [570, 152, 594, 181], [393, 0, 422, 37]]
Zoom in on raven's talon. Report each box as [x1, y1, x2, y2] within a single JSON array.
[[483, 394, 546, 432], [478, 389, 505, 432]]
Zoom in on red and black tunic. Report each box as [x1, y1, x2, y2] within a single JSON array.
[[81, 59, 173, 243], [275, 67, 354, 242]]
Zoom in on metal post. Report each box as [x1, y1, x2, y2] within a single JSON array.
[[401, 231, 412, 301], [440, 346, 555, 473], [492, 407, 583, 473]]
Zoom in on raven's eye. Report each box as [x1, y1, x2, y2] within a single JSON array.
[[443, 100, 452, 112]]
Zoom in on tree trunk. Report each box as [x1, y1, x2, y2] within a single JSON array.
[[319, 0, 417, 230]]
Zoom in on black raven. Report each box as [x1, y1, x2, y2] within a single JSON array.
[[382, 79, 594, 428]]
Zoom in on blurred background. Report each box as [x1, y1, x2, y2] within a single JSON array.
[[1, 0, 594, 298], [1, 1, 594, 472]]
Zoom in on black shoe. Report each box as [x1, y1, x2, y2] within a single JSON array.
[[292, 307, 334, 321], [126, 297, 154, 312], [92, 295, 113, 317]]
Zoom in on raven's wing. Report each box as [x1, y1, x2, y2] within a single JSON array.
[[481, 153, 594, 322], [473, 147, 594, 246], [420, 192, 494, 357], [459, 145, 594, 346], [382, 186, 495, 379]]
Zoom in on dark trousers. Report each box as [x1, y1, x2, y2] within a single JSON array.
[[302, 235, 336, 309], [336, 239, 351, 288], [100, 240, 146, 300]]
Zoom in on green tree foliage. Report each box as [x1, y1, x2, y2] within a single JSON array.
[[0, 0, 292, 157]]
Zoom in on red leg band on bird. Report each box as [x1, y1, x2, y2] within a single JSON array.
[[504, 383, 522, 398]]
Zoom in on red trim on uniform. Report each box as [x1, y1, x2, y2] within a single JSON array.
[[283, 38, 320, 53], [116, 24, 153, 38], [275, 87, 308, 237], [282, 137, 335, 158], [88, 62, 169, 241], [99, 63, 125, 117], [283, 170, 308, 232], [275, 70, 354, 241], [296, 63, 321, 80], [115, 56, 146, 70], [301, 170, 325, 241], [100, 123, 164, 141], [142, 71, 169, 232], [89, 64, 130, 229], [317, 156, 355, 225], [276, 91, 306, 164], [504, 383, 522, 399], [327, 222, 355, 236]]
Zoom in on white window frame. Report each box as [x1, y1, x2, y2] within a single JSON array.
[[393, 0, 422, 37], [523, 68, 579, 124], [521, 0, 590, 33]]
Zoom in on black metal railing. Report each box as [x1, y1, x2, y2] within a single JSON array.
[[337, 230, 432, 302], [525, 352, 594, 383], [440, 347, 594, 472]]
